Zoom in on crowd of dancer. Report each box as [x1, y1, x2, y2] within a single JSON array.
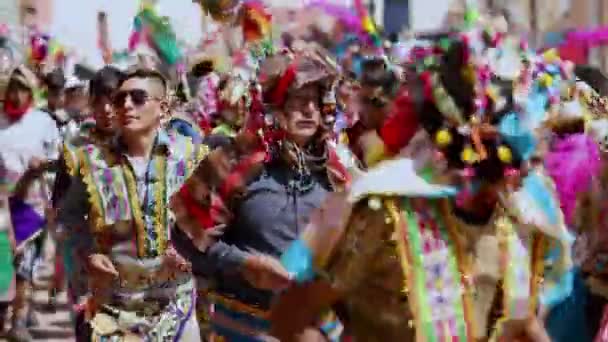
[[4, 1, 608, 341]]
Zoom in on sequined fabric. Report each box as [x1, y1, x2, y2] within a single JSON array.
[[324, 203, 416, 342], [323, 200, 506, 341]]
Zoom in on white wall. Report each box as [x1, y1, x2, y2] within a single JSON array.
[[410, 0, 453, 32]]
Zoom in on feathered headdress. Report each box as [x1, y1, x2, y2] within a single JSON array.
[[129, 1, 182, 66]]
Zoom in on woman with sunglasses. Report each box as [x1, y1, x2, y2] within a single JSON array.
[[56, 68, 207, 341], [170, 44, 348, 341]]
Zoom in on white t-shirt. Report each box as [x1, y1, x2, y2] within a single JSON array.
[[0, 109, 61, 215]]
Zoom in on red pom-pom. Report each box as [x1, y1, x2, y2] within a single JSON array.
[[379, 88, 419, 155]]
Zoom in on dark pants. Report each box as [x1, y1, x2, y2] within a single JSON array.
[[587, 292, 608, 339], [74, 310, 91, 342]]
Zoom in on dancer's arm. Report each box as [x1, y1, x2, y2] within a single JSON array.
[[271, 201, 386, 340]]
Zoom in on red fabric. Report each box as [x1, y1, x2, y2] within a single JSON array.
[[198, 120, 212, 135], [241, 1, 272, 43], [179, 140, 349, 231], [179, 186, 215, 229], [380, 89, 419, 155], [327, 146, 351, 187], [3, 100, 31, 122], [270, 64, 297, 107], [595, 304, 608, 342], [558, 43, 589, 65], [218, 149, 268, 199], [345, 121, 366, 162]]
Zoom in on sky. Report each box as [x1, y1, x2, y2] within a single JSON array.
[[50, 0, 203, 68]]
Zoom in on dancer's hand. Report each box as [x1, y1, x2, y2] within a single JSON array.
[[8, 234, 16, 254], [88, 253, 118, 278], [498, 317, 550, 342], [242, 254, 292, 291], [28, 157, 46, 173]]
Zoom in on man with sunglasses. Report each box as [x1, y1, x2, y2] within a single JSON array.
[[56, 68, 205, 341]]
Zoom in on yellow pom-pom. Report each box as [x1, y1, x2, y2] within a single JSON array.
[[362, 17, 376, 33], [497, 145, 513, 163], [486, 86, 499, 102], [435, 129, 452, 147], [543, 49, 559, 64], [461, 146, 478, 164], [540, 74, 553, 88], [461, 65, 476, 85]]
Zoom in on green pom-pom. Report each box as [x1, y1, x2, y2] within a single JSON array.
[[439, 38, 451, 51], [464, 8, 480, 28]]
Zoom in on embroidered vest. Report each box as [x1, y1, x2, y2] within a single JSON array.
[[75, 135, 208, 257], [384, 198, 546, 341]]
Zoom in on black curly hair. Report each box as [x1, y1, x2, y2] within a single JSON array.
[[411, 39, 523, 183]]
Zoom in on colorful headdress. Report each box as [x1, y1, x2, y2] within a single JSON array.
[[197, 0, 242, 23], [0, 26, 19, 101], [381, 10, 579, 185], [219, 74, 250, 107], [259, 43, 339, 108], [129, 1, 182, 66]]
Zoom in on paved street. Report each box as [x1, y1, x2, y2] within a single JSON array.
[[1, 260, 75, 342]]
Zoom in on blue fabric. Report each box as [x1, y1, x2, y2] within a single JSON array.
[[281, 238, 315, 283], [188, 163, 330, 309], [213, 303, 270, 331], [210, 302, 270, 342], [168, 119, 202, 144], [525, 88, 550, 129], [498, 87, 549, 162], [544, 32, 565, 47], [499, 111, 538, 162], [523, 172, 560, 226], [545, 269, 593, 342], [541, 265, 575, 310]]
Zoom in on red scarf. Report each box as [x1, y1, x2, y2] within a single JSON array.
[[3, 100, 32, 122]]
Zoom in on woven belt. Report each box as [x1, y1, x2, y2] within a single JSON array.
[[207, 292, 269, 319]]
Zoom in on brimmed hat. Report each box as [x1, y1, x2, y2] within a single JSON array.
[[259, 42, 338, 108]]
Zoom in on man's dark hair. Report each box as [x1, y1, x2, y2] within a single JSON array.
[[575, 65, 608, 96], [44, 69, 66, 91], [90, 66, 126, 98], [119, 68, 167, 93], [191, 60, 214, 78], [360, 57, 398, 96]]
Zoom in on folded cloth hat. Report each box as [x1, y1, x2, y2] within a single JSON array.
[[8, 65, 38, 92], [64, 75, 88, 90], [259, 42, 338, 107]]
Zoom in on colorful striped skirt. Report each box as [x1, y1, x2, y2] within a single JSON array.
[[206, 292, 342, 342]]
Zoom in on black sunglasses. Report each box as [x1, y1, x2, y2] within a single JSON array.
[[112, 89, 157, 108], [363, 95, 388, 108]]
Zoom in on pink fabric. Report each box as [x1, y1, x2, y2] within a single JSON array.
[[197, 73, 220, 121], [596, 305, 608, 342], [545, 134, 601, 226]]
